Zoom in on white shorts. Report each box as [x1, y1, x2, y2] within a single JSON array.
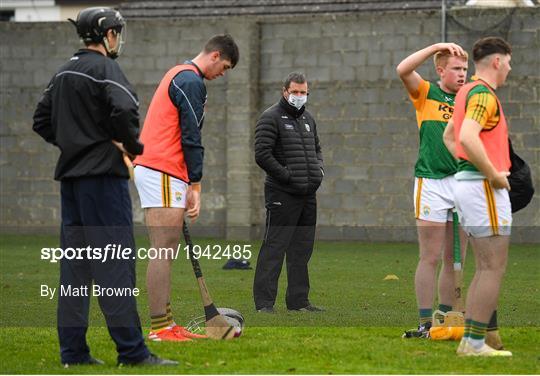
[[134, 165, 188, 208], [413, 176, 457, 223], [454, 179, 512, 238]]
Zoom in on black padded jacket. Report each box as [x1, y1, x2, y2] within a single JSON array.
[[33, 49, 143, 181], [255, 96, 323, 195]]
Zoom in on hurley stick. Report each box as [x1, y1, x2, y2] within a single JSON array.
[[183, 221, 236, 339]]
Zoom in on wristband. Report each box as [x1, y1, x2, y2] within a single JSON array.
[[191, 182, 201, 192]]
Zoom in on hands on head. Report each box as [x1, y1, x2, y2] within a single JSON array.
[[436, 42, 467, 58]]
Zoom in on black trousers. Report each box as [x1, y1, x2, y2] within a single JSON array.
[[253, 185, 317, 310], [58, 176, 149, 364]]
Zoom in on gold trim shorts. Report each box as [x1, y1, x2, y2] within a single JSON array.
[[134, 165, 188, 208], [454, 179, 512, 238], [413, 176, 457, 223]]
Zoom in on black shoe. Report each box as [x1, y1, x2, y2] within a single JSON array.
[[256, 306, 275, 313], [119, 354, 179, 367], [63, 357, 104, 367], [289, 304, 325, 312], [402, 322, 432, 338]]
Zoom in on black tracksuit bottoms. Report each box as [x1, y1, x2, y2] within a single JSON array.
[[57, 176, 149, 364], [253, 185, 317, 310]]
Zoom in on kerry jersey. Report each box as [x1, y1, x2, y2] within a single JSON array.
[[408, 79, 458, 179]]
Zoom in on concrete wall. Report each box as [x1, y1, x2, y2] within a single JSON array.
[[1, 7, 538, 241]]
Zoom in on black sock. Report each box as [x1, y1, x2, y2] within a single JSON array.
[[438, 304, 452, 313], [488, 310, 498, 331]]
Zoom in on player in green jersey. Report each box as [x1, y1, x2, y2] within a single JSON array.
[[397, 43, 469, 337]]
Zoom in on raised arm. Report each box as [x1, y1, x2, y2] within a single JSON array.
[[396, 43, 466, 95]]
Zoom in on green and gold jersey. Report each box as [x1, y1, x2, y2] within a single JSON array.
[[408, 79, 458, 178], [457, 77, 500, 175]]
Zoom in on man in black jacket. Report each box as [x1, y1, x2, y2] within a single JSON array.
[[33, 7, 175, 367], [253, 72, 324, 313]]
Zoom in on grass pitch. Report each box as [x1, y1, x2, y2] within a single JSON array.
[[0, 234, 539, 374]]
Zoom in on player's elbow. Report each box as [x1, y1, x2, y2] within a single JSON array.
[[443, 137, 456, 158], [396, 64, 405, 78], [442, 133, 452, 150], [395, 61, 410, 79], [254, 149, 268, 167], [458, 131, 475, 152], [442, 127, 452, 145]]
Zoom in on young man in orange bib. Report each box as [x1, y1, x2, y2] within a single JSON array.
[[133, 35, 239, 341], [444, 37, 513, 357]]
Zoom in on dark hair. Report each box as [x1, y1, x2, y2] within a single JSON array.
[[472, 37, 512, 62], [283, 72, 306, 89], [203, 34, 239, 68]]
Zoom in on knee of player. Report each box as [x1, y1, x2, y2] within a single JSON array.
[[419, 247, 442, 263], [419, 254, 441, 267], [477, 259, 507, 274]]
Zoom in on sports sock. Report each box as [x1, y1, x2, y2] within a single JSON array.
[[419, 308, 432, 326], [464, 318, 472, 340], [166, 302, 175, 326], [487, 310, 498, 331], [438, 304, 452, 313], [150, 313, 169, 332], [469, 320, 488, 349]]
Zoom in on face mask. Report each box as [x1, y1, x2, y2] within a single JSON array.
[[287, 94, 307, 110]]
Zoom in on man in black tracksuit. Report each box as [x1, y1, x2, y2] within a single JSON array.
[[253, 72, 324, 312], [32, 7, 175, 367]]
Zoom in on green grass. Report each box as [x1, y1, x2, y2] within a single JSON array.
[[1, 234, 539, 374]]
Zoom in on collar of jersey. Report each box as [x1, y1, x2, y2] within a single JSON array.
[[184, 60, 206, 80]]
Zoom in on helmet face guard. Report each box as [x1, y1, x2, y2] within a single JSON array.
[[69, 7, 126, 59], [186, 307, 244, 337], [102, 25, 126, 59]]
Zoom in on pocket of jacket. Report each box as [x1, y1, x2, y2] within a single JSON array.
[[282, 165, 291, 183]]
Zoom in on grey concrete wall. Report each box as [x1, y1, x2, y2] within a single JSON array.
[[1, 8, 539, 241]]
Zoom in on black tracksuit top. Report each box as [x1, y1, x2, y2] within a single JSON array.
[[33, 49, 143, 181], [255, 97, 324, 195]]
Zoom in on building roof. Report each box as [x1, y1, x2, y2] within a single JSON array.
[[119, 0, 445, 19]]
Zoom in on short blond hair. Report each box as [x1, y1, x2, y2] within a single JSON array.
[[433, 50, 469, 68]]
